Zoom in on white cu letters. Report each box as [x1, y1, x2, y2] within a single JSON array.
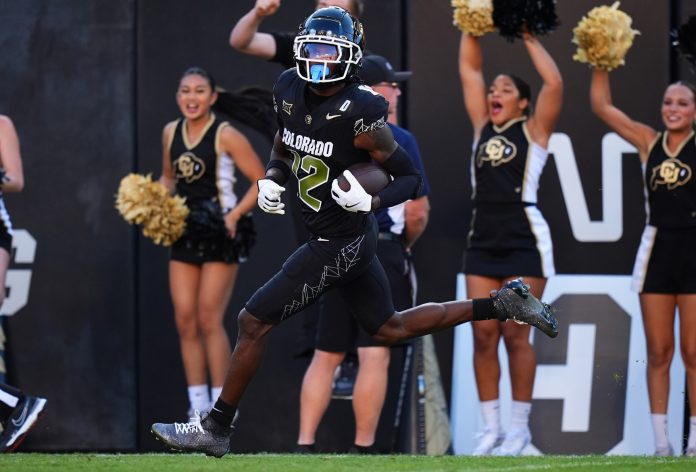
[[550, 132, 637, 242], [1, 229, 36, 316]]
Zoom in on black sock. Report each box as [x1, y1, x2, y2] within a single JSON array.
[[472, 297, 499, 321], [209, 398, 237, 428], [352, 444, 376, 454], [294, 443, 316, 454]]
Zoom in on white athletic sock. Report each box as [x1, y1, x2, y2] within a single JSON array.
[[210, 386, 223, 405], [480, 399, 501, 433], [688, 416, 696, 450], [509, 400, 532, 433], [651, 413, 669, 449], [188, 384, 210, 412]]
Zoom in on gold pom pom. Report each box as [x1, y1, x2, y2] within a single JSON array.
[[452, 0, 495, 37], [572, 2, 640, 71], [115, 173, 189, 247]]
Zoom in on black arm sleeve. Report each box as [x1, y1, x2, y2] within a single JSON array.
[[375, 145, 423, 209], [269, 31, 296, 69]]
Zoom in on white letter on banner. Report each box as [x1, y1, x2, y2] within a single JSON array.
[[533, 324, 596, 432], [550, 132, 636, 242], [1, 229, 37, 316]]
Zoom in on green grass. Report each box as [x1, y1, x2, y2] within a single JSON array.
[[1, 453, 695, 471]]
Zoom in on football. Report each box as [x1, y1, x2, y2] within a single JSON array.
[[337, 161, 391, 195]]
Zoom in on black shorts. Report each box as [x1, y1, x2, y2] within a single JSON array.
[[316, 235, 412, 352], [632, 225, 696, 293], [170, 214, 256, 265], [464, 203, 554, 278], [0, 217, 11, 254], [246, 218, 395, 335]]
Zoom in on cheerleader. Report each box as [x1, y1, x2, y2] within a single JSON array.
[[458, 31, 562, 455], [160, 68, 265, 418], [591, 69, 696, 457]]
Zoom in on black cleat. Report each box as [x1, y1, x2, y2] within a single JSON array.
[[349, 444, 378, 454], [0, 395, 47, 453], [151, 411, 232, 458], [294, 443, 317, 454], [492, 278, 558, 338]]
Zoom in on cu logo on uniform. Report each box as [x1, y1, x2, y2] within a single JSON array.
[[476, 135, 517, 167], [173, 152, 205, 183], [649, 158, 692, 190]]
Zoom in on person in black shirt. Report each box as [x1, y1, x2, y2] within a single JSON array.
[[591, 68, 696, 457], [229, 0, 364, 68], [230, 0, 366, 397], [151, 7, 558, 458]]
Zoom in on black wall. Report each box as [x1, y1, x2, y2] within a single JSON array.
[[1, 0, 137, 450], [0, 0, 689, 452]]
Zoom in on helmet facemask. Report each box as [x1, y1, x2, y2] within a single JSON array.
[[294, 34, 362, 84]]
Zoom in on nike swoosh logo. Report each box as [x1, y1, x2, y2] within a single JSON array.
[[326, 113, 341, 120], [345, 202, 360, 208], [11, 402, 28, 427]]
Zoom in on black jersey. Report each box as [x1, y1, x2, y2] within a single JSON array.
[[645, 131, 696, 228], [472, 117, 548, 204], [169, 114, 239, 209], [273, 69, 389, 238]]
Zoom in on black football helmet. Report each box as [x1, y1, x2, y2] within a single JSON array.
[[294, 6, 364, 84]]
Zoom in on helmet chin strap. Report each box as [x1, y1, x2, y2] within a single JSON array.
[[310, 64, 329, 83]]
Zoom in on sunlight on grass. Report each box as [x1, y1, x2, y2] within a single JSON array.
[[1, 453, 695, 472]]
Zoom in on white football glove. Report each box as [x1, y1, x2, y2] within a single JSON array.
[[330, 170, 372, 213], [257, 178, 286, 215]]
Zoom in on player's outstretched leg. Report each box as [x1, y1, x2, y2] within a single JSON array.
[[151, 411, 233, 458], [492, 278, 558, 338]]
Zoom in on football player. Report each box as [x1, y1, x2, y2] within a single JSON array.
[[151, 7, 558, 457]]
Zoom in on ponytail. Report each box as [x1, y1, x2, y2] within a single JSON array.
[[214, 86, 277, 143], [180, 67, 277, 142]]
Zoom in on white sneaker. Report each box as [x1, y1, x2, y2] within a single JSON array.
[[496, 427, 531, 456], [655, 445, 674, 456], [472, 429, 505, 456]]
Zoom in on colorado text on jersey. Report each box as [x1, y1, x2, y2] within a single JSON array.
[[281, 129, 334, 157]]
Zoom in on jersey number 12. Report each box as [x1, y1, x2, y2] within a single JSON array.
[[291, 151, 330, 212]]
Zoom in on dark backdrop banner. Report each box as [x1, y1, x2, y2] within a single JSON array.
[[0, 0, 137, 450], [0, 0, 691, 453]]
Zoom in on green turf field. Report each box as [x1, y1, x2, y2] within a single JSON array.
[[1, 453, 695, 471]]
